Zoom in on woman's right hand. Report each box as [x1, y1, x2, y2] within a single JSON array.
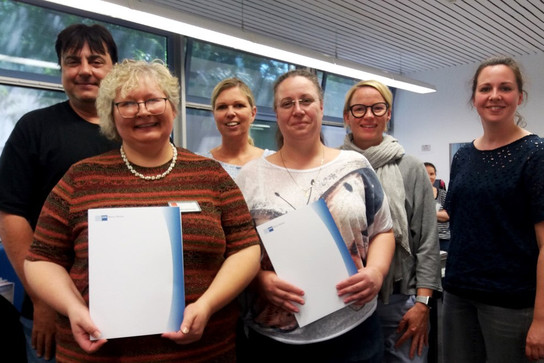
[[257, 270, 305, 313], [66, 303, 107, 353]]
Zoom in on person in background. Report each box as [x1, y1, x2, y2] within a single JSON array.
[[203, 77, 274, 179], [433, 179, 446, 192], [23, 59, 261, 362], [236, 69, 395, 362], [341, 80, 441, 363], [0, 23, 119, 362], [443, 56, 544, 363], [424, 162, 450, 252]]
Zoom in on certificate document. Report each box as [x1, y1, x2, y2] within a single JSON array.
[[88, 206, 184, 339], [256, 199, 357, 327]]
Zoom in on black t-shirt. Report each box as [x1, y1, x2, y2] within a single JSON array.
[[0, 101, 119, 229], [0, 101, 119, 317]]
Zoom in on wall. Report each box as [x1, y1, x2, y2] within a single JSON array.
[[392, 53, 544, 186]]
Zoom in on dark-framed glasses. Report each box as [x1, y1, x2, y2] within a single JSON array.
[[114, 97, 168, 118], [278, 97, 315, 110], [349, 102, 389, 118]]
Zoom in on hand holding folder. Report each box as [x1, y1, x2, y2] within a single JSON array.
[[88, 206, 184, 340], [256, 199, 357, 327]]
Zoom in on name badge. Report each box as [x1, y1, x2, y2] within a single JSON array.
[[168, 201, 201, 213]]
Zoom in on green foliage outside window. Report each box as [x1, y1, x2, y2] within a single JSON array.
[[186, 39, 293, 109], [0, 0, 167, 77], [0, 0, 168, 152]]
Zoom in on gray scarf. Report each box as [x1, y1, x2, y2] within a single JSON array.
[[341, 133, 411, 302]]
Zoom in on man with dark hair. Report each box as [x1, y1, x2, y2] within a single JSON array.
[[0, 23, 119, 362]]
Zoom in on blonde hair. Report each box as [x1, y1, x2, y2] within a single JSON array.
[[97, 59, 180, 141], [211, 77, 256, 145], [343, 79, 393, 117], [211, 77, 255, 109], [342, 80, 393, 131]]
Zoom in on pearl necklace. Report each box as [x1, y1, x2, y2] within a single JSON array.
[[279, 145, 324, 204], [120, 142, 177, 181]]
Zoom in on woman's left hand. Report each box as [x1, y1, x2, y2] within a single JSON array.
[[161, 300, 212, 344], [395, 303, 430, 358], [336, 266, 383, 306], [527, 221, 544, 360]]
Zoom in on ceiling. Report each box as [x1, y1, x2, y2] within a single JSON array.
[[140, 0, 544, 76]]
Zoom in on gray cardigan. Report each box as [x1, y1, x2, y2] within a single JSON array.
[[340, 139, 442, 300], [395, 154, 442, 296]]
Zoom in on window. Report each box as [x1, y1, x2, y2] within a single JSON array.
[[322, 124, 347, 148], [185, 108, 219, 153], [0, 1, 386, 154], [322, 73, 358, 122], [0, 0, 170, 151], [0, 0, 168, 81], [0, 84, 66, 154], [186, 39, 293, 111]]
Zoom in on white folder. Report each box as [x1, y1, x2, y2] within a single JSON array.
[[88, 206, 184, 339], [256, 199, 357, 327]]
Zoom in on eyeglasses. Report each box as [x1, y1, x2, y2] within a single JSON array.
[[114, 97, 168, 118], [349, 102, 389, 118], [278, 97, 315, 110]]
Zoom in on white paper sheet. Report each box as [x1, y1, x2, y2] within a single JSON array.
[[88, 206, 184, 339], [256, 199, 357, 327]]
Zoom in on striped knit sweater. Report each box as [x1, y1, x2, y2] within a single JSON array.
[[28, 147, 259, 363]]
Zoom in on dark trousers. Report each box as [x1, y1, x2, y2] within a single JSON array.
[[0, 294, 27, 362], [237, 312, 383, 363]]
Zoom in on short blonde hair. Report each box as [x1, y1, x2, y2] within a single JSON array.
[[97, 59, 180, 141], [343, 80, 393, 116]]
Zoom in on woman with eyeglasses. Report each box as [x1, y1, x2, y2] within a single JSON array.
[[235, 69, 395, 362], [340, 80, 441, 363], [203, 77, 274, 179], [23, 59, 261, 362]]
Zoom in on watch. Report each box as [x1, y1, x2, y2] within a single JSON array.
[[415, 295, 432, 308]]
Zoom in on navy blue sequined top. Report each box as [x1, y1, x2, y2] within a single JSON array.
[[444, 134, 544, 308]]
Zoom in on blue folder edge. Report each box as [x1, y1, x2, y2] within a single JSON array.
[[310, 199, 358, 276], [163, 207, 184, 331]]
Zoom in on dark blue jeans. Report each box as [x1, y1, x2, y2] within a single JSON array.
[[377, 294, 429, 363]]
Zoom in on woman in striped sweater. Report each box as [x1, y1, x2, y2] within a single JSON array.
[[24, 59, 261, 362]]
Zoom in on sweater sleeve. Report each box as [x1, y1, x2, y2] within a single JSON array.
[[525, 143, 544, 224], [401, 156, 442, 291], [217, 164, 260, 257], [27, 168, 76, 270]]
